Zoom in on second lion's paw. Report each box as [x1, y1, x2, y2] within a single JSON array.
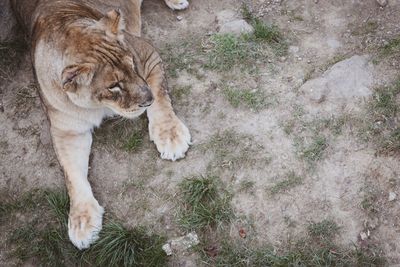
[[164, 0, 189, 10], [150, 116, 191, 161]]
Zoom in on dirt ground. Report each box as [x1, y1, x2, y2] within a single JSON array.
[[1, 0, 400, 265]]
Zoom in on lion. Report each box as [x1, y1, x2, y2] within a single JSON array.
[[11, 0, 191, 249]]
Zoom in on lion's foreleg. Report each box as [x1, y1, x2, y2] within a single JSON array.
[[50, 125, 103, 250], [145, 62, 191, 161], [124, 0, 142, 36]]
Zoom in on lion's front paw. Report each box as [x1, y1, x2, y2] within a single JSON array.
[[149, 116, 191, 161], [164, 0, 189, 10], [68, 199, 104, 250]]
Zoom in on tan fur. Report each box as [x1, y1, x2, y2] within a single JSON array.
[[12, 0, 191, 249]]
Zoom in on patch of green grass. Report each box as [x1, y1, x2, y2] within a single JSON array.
[[307, 219, 340, 241], [45, 190, 69, 225], [90, 222, 167, 267], [205, 234, 384, 267], [5, 189, 168, 267], [300, 135, 328, 162], [360, 186, 380, 215], [268, 171, 303, 195], [202, 219, 384, 266], [203, 130, 269, 172], [380, 36, 400, 57], [251, 19, 283, 44], [204, 129, 242, 160], [241, 4, 287, 56], [370, 82, 400, 118], [172, 85, 192, 105], [94, 117, 146, 152], [381, 127, 400, 153], [161, 40, 200, 78], [238, 180, 256, 193], [124, 131, 143, 152], [9, 224, 72, 267], [0, 40, 27, 69], [352, 21, 379, 36], [0, 189, 47, 224], [206, 34, 252, 70], [178, 176, 233, 231], [361, 79, 400, 154], [222, 85, 268, 111]]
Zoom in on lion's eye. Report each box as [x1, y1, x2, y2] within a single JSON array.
[[107, 83, 122, 93]]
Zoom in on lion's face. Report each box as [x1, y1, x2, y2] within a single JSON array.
[[93, 59, 154, 118], [60, 9, 153, 119]]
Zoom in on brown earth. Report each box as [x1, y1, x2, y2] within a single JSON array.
[[1, 0, 400, 265]]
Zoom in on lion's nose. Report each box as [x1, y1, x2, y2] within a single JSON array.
[[139, 86, 154, 107]]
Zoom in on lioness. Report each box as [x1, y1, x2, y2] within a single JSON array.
[[11, 0, 191, 249]]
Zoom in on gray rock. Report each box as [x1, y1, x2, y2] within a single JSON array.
[[389, 192, 397, 202], [162, 232, 200, 256], [360, 231, 368, 240], [0, 0, 18, 42], [219, 19, 254, 36], [216, 10, 237, 25], [300, 55, 374, 104]]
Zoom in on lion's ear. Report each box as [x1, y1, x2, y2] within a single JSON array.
[[61, 64, 94, 92], [99, 9, 125, 36]]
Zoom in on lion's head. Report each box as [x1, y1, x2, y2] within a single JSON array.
[[60, 9, 153, 119]]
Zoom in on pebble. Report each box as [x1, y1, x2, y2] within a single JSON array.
[[360, 232, 368, 240], [162, 232, 200, 256], [389, 192, 397, 202], [176, 16, 183, 21]]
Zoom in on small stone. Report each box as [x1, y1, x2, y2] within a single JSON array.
[[289, 46, 300, 54], [162, 232, 200, 256], [162, 244, 173, 256], [360, 232, 368, 240], [376, 0, 388, 7], [176, 15, 183, 21], [389, 192, 397, 201]]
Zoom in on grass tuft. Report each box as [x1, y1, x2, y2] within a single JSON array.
[[307, 219, 340, 241], [203, 219, 384, 266], [5, 188, 168, 267], [0, 189, 47, 224], [361, 78, 400, 154], [251, 19, 284, 44], [94, 118, 146, 152], [45, 190, 69, 226], [178, 176, 233, 231], [300, 135, 328, 162], [268, 171, 303, 195], [90, 222, 167, 267], [380, 36, 400, 57], [222, 85, 268, 111], [124, 131, 143, 152], [206, 34, 251, 70]]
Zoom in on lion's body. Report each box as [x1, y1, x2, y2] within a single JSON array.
[[11, 0, 191, 249]]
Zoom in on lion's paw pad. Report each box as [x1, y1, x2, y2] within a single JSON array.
[[68, 200, 104, 250], [150, 118, 191, 161], [164, 0, 189, 10]]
